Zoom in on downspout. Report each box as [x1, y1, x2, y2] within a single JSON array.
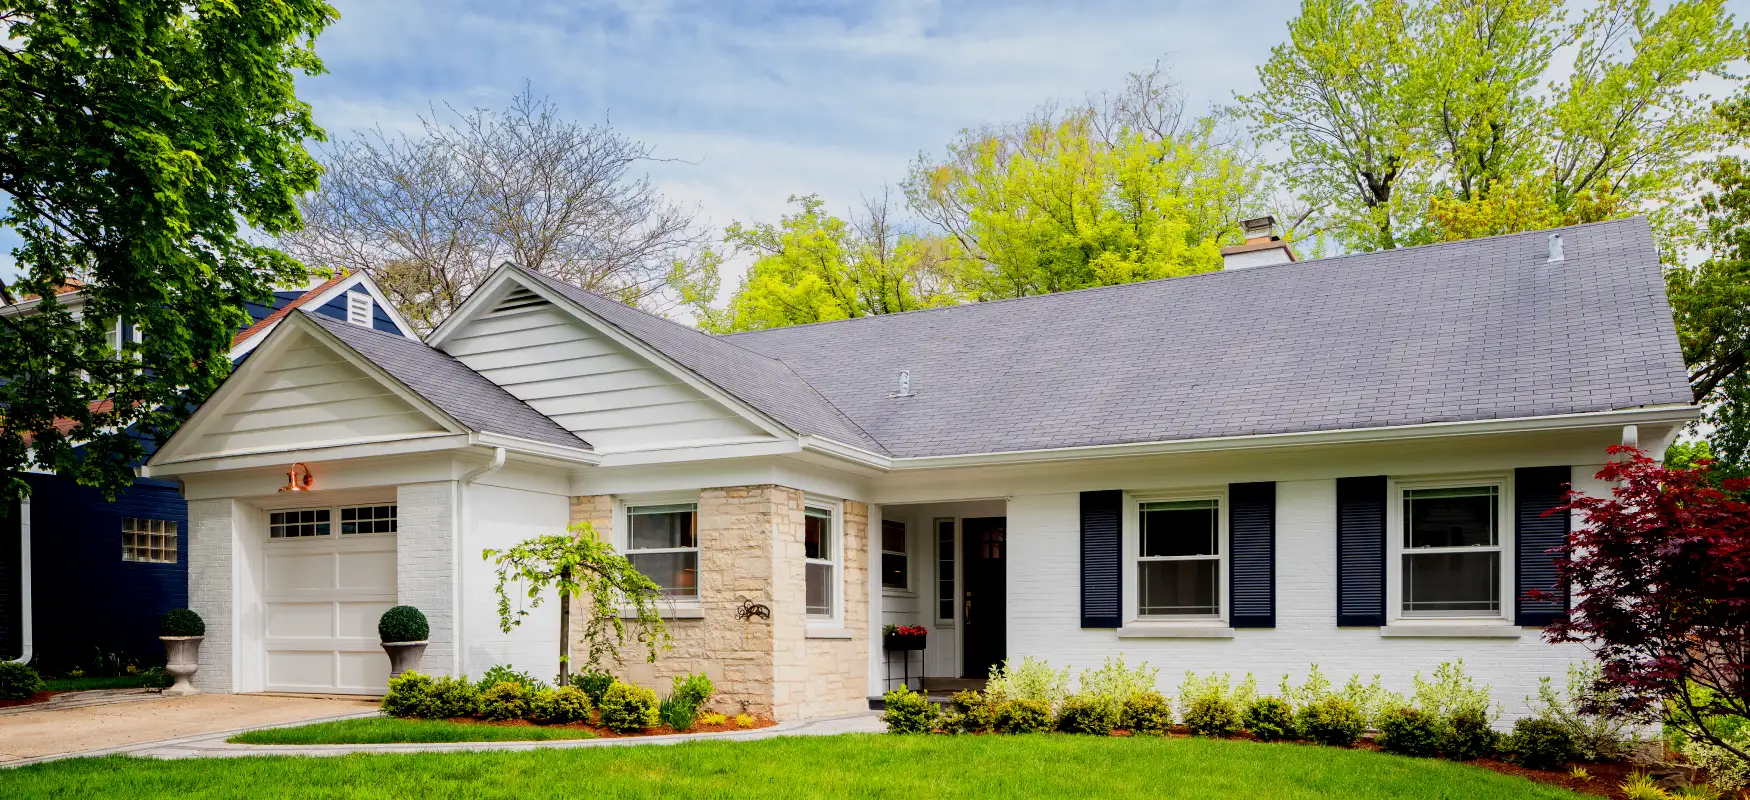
[[452, 447, 506, 677], [9, 497, 31, 664]]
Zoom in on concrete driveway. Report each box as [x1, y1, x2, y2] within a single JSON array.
[[0, 692, 378, 764]]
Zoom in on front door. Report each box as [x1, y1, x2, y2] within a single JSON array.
[[961, 517, 1007, 679]]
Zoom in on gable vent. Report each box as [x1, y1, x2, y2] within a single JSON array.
[[490, 287, 548, 316]]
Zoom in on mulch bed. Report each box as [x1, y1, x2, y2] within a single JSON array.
[[0, 691, 56, 709], [435, 715, 779, 738]]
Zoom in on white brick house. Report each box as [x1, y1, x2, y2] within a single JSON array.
[[145, 218, 1696, 720]]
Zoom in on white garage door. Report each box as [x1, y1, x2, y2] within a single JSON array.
[[262, 504, 398, 694]]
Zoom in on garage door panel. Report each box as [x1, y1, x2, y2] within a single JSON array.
[[337, 550, 396, 589], [265, 603, 334, 639], [267, 651, 336, 689], [337, 651, 392, 691], [264, 552, 336, 593], [336, 601, 394, 639]]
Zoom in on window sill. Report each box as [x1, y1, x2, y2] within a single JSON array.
[[1379, 623, 1523, 639], [1116, 624, 1236, 639], [881, 589, 917, 598], [618, 605, 704, 620], [805, 626, 854, 640]]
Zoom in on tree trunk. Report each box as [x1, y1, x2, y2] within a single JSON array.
[[558, 566, 572, 685]]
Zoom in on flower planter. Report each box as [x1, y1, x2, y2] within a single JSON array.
[[382, 641, 428, 677], [161, 636, 202, 696], [883, 633, 927, 651]]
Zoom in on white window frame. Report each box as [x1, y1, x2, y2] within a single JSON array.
[[266, 504, 398, 539], [803, 498, 841, 624], [934, 517, 957, 625], [1122, 487, 1229, 625], [346, 291, 373, 327], [1387, 474, 1515, 624], [618, 494, 701, 605], [879, 518, 911, 594]]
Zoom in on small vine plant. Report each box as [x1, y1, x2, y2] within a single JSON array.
[[483, 522, 671, 683]]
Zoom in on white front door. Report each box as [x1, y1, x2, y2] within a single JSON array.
[[262, 519, 397, 694]]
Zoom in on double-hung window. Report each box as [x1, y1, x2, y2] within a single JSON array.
[[1137, 499, 1222, 618], [880, 520, 908, 590], [626, 503, 698, 600], [1401, 486, 1501, 616], [804, 505, 837, 618]]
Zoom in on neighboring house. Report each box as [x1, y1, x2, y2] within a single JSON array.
[[0, 272, 416, 669], [140, 217, 1695, 722]]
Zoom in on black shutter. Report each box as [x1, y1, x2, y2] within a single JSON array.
[[1228, 482, 1275, 628], [1515, 466, 1571, 626], [1336, 476, 1387, 627], [1080, 490, 1122, 628]]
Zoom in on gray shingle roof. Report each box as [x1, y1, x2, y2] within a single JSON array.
[[306, 311, 591, 451], [513, 268, 888, 454], [721, 217, 1694, 458]]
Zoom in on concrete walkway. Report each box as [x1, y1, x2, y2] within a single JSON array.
[[0, 693, 380, 765]]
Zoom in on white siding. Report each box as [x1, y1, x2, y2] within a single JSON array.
[[459, 479, 568, 681], [442, 287, 771, 452], [192, 330, 445, 455]]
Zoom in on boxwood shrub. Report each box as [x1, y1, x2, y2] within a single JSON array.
[[479, 681, 531, 721], [951, 690, 997, 733], [881, 684, 939, 734], [1121, 692, 1173, 735], [1297, 696, 1365, 747], [159, 608, 205, 637], [380, 671, 433, 718], [995, 698, 1054, 734], [1444, 707, 1502, 761], [1243, 696, 1296, 741], [529, 686, 592, 724], [1507, 717, 1578, 770], [1183, 695, 1242, 737], [570, 670, 614, 706], [0, 661, 45, 700], [422, 675, 481, 719], [599, 681, 660, 732], [1056, 694, 1118, 735], [1378, 707, 1443, 757], [377, 606, 428, 643]]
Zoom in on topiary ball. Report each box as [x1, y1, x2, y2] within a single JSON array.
[[159, 608, 205, 637], [378, 605, 429, 643]]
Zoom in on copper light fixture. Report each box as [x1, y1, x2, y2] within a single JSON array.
[[278, 463, 313, 492]]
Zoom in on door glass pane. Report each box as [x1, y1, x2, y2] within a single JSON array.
[[936, 519, 955, 620], [1405, 487, 1497, 548], [806, 562, 833, 616], [629, 505, 696, 549], [1138, 559, 1218, 616], [628, 552, 698, 598], [805, 508, 832, 560], [1140, 500, 1218, 557], [1403, 552, 1499, 614]]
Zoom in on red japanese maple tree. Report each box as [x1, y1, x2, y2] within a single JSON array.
[[1545, 447, 1750, 761]]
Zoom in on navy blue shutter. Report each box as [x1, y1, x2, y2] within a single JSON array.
[[1228, 482, 1275, 628], [1515, 466, 1571, 626], [1080, 490, 1122, 628], [1336, 476, 1387, 626]]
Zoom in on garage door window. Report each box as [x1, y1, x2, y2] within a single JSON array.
[[270, 505, 397, 538]]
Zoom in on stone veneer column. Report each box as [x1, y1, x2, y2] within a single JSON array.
[[186, 498, 235, 692], [397, 482, 457, 676]]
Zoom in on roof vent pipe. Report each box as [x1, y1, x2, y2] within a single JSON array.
[[1548, 233, 1565, 263], [889, 370, 914, 398]]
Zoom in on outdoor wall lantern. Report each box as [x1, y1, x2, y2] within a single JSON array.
[[278, 462, 313, 492]]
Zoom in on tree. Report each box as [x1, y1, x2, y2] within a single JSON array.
[[1545, 448, 1750, 764], [281, 88, 708, 332], [0, 1, 333, 503], [1239, 0, 1747, 252], [907, 64, 1268, 300], [683, 192, 958, 333], [483, 523, 669, 684]]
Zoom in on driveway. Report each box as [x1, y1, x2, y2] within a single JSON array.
[[0, 692, 378, 764]]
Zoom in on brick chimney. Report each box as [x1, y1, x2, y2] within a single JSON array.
[[1221, 216, 1298, 270]]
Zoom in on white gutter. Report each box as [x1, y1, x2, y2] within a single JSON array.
[[9, 497, 31, 664], [451, 446, 505, 677]]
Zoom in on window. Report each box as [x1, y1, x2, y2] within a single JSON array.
[[1402, 486, 1500, 616], [269, 504, 397, 539], [880, 519, 908, 590], [121, 517, 177, 563], [346, 291, 373, 327], [936, 518, 956, 621], [804, 505, 836, 618], [1137, 499, 1221, 618], [627, 503, 698, 599]]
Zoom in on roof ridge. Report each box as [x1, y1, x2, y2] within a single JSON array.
[[723, 216, 1649, 340]]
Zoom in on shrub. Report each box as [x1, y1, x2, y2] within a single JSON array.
[[881, 684, 940, 734], [951, 690, 997, 733], [1280, 666, 1404, 731], [659, 693, 699, 731], [699, 712, 728, 726], [1298, 696, 1365, 747], [734, 713, 755, 728], [599, 681, 660, 733], [1078, 655, 1159, 711], [1443, 707, 1501, 761], [1122, 692, 1173, 736], [1057, 694, 1119, 735], [528, 686, 591, 724], [1508, 717, 1579, 770], [1412, 660, 1495, 726], [159, 608, 204, 637], [671, 672, 714, 710], [1528, 662, 1641, 762], [1680, 731, 1750, 793], [570, 669, 614, 706], [1184, 695, 1242, 737], [422, 674, 481, 719], [996, 698, 1055, 734], [380, 671, 433, 718], [479, 681, 532, 721], [475, 664, 547, 693], [0, 661, 44, 700], [1243, 696, 1296, 742], [1620, 772, 1671, 800], [1378, 707, 1443, 757], [985, 657, 1070, 712], [376, 605, 428, 643], [139, 666, 172, 689]]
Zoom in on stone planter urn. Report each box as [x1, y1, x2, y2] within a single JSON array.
[[160, 636, 202, 697], [382, 641, 428, 677]]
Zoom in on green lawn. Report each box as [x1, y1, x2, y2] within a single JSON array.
[[229, 717, 600, 745], [42, 675, 164, 692], [5, 734, 1589, 799]]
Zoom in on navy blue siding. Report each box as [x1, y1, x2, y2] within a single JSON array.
[[1228, 482, 1276, 628], [1080, 490, 1123, 628]]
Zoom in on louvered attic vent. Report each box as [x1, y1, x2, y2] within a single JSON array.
[[490, 286, 548, 315]]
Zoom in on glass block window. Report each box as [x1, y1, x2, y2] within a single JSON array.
[[121, 517, 178, 563]]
